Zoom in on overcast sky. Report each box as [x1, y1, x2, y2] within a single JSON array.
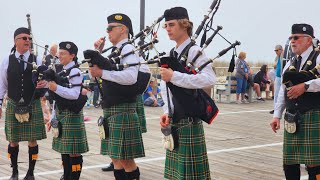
[[1, 0, 319, 63]]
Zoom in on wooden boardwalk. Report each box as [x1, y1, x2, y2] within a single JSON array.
[[0, 99, 309, 180]]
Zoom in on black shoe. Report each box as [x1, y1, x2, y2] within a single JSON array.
[[256, 97, 265, 102], [23, 174, 35, 180], [244, 94, 249, 100], [101, 162, 114, 172], [9, 173, 18, 180], [269, 110, 274, 114]]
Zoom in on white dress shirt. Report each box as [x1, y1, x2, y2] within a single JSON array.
[[274, 45, 320, 119], [54, 61, 82, 100], [160, 38, 216, 114], [0, 51, 42, 104], [101, 38, 139, 85]]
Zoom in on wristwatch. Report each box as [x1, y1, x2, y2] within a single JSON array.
[[304, 83, 310, 91]]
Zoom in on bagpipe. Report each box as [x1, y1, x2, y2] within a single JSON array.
[[83, 38, 158, 70], [161, 0, 235, 126], [82, 39, 159, 97], [41, 45, 49, 65], [185, 26, 223, 71], [282, 44, 320, 113], [25, 15, 49, 79], [178, 0, 221, 67], [16, 50, 87, 88], [46, 65, 87, 127], [26, 14, 91, 89], [107, 52, 167, 69], [82, 0, 238, 125], [12, 14, 48, 123], [82, 15, 164, 97], [45, 66, 89, 114], [99, 15, 164, 54], [161, 0, 224, 151], [20, 14, 88, 115], [24, 14, 49, 99], [283, 44, 320, 88], [26, 14, 35, 55], [27, 14, 88, 113], [17, 56, 91, 114], [39, 46, 62, 73], [48, 55, 62, 73], [97, 14, 164, 57], [159, 41, 240, 125], [47, 68, 89, 114], [23, 15, 61, 86], [25, 14, 40, 79]]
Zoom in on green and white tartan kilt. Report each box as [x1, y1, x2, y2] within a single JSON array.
[[284, 109, 320, 165], [5, 98, 46, 142], [164, 118, 211, 180], [136, 95, 147, 133], [100, 102, 145, 160], [52, 109, 89, 154]]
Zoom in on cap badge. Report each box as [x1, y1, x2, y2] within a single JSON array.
[[115, 15, 122, 20], [303, 27, 307, 31], [66, 43, 71, 49]]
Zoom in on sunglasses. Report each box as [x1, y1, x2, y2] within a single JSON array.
[[106, 25, 122, 32], [274, 49, 282, 52], [16, 37, 32, 41], [288, 35, 309, 41]]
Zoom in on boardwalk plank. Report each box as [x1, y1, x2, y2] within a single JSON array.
[[0, 100, 308, 179]]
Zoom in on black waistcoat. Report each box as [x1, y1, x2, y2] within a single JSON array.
[[7, 54, 36, 105], [285, 50, 320, 113], [165, 45, 200, 121], [101, 45, 137, 108]]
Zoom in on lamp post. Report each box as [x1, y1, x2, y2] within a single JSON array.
[[139, 0, 146, 59]]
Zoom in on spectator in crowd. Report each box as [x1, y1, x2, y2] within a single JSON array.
[[254, 64, 271, 101], [268, 64, 276, 99], [235, 52, 249, 104], [44, 44, 58, 67], [143, 78, 164, 107], [268, 65, 277, 99], [44, 44, 64, 73], [89, 77, 101, 108], [41, 96, 50, 124], [244, 64, 254, 99], [244, 64, 264, 101], [271, 44, 284, 114]]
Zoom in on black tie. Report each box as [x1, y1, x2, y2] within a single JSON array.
[[295, 55, 302, 71], [173, 51, 178, 59], [19, 55, 24, 71], [111, 46, 117, 53]]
